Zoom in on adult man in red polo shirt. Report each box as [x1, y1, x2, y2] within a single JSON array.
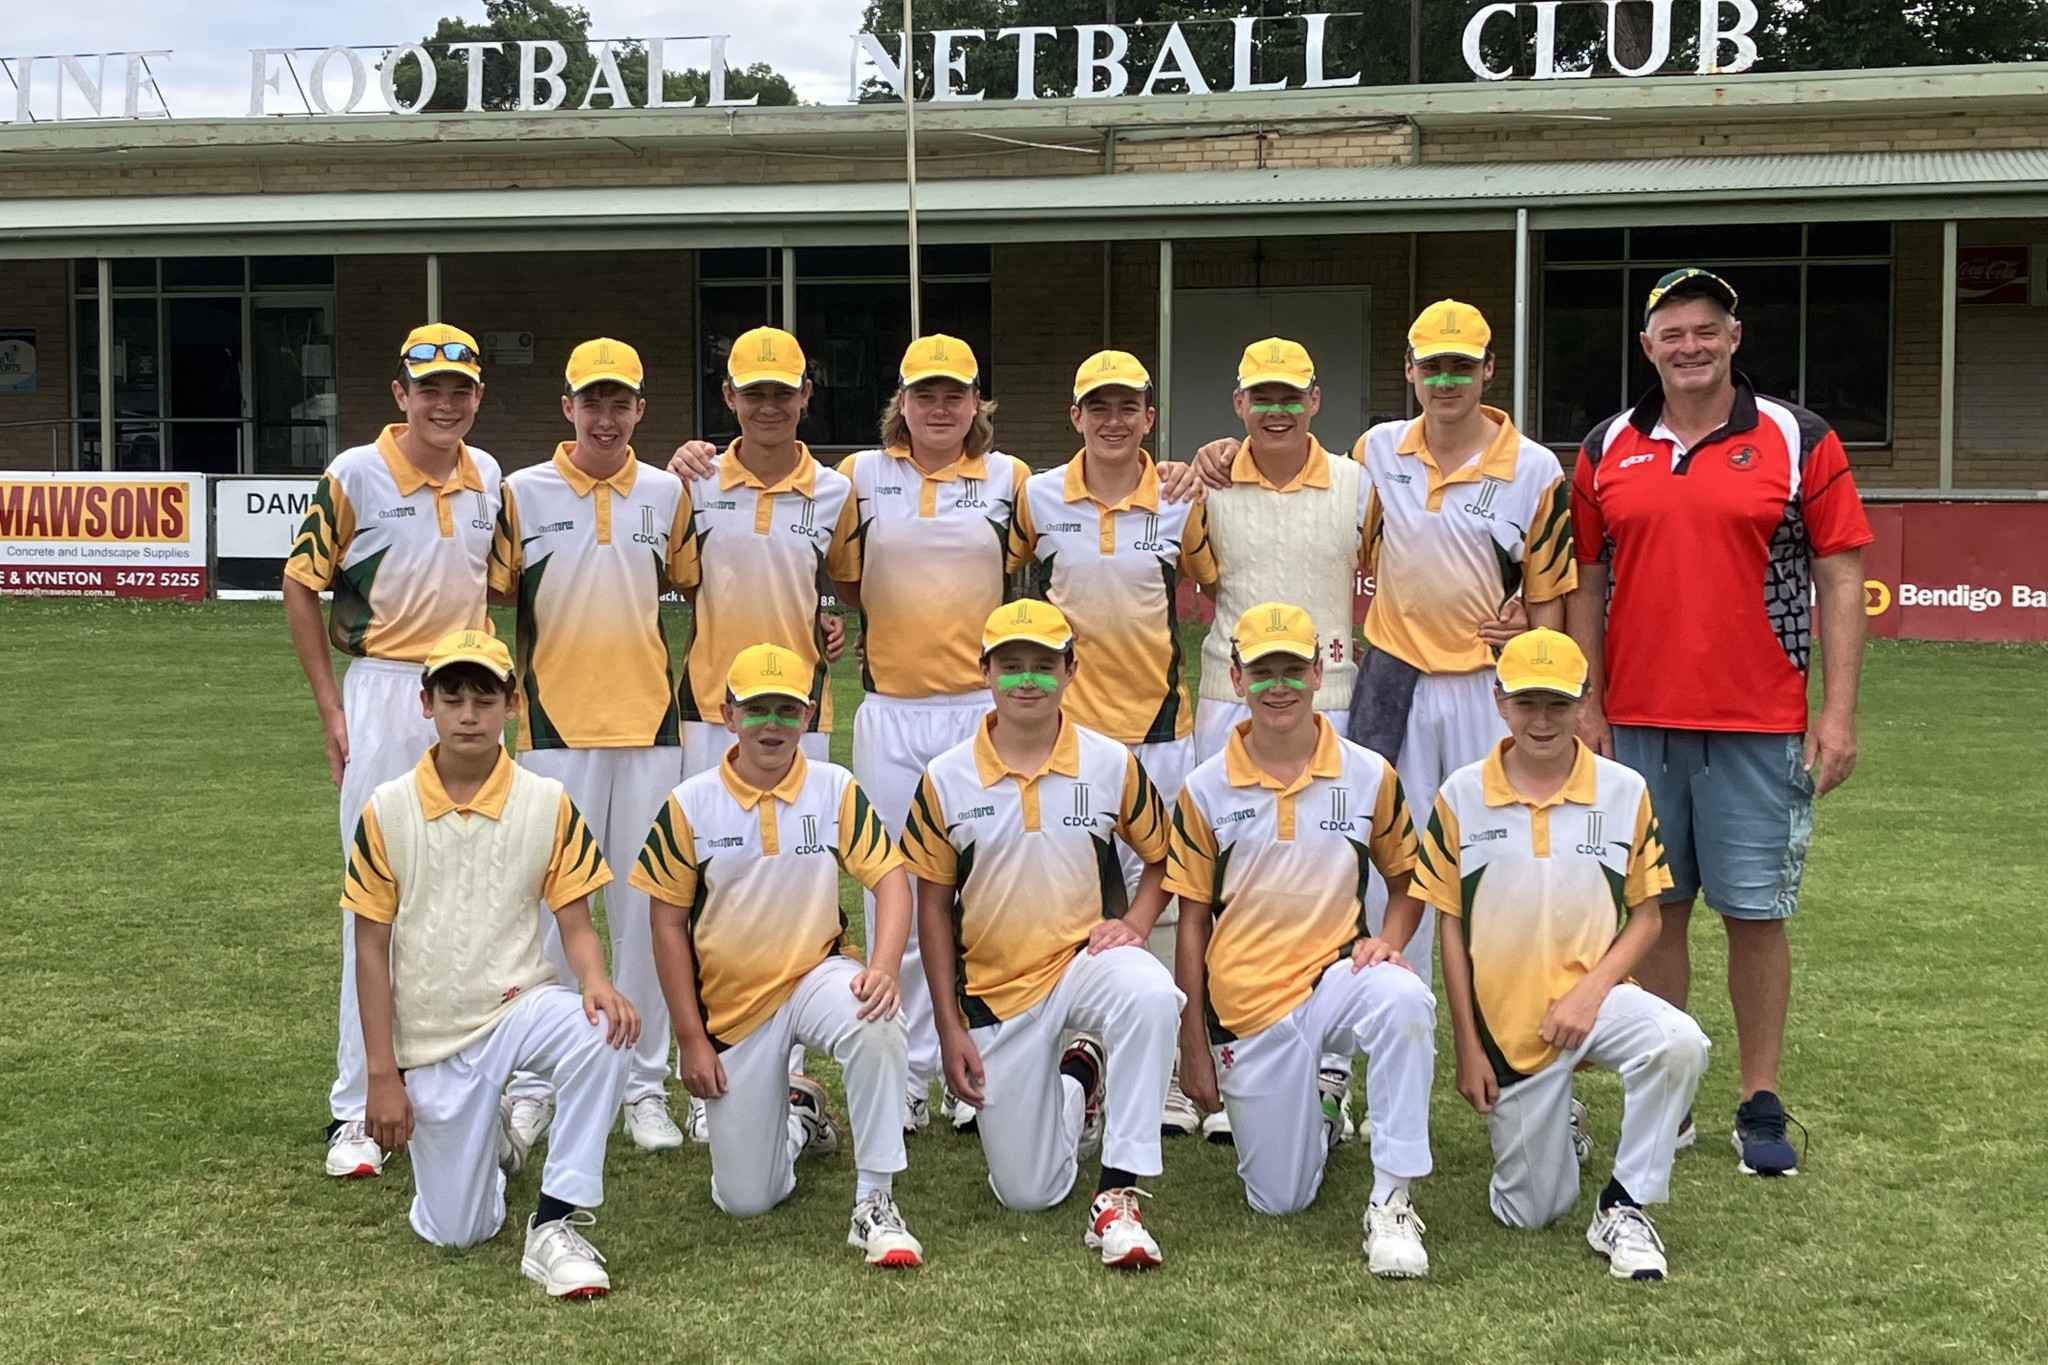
[[1565, 268, 1870, 1178]]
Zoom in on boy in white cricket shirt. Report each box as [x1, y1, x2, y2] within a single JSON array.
[[636, 644, 924, 1267], [1169, 603, 1437, 1278], [902, 601, 1182, 1269], [1416, 629, 1707, 1281], [490, 338, 691, 1155], [285, 323, 501, 1180], [347, 630, 637, 1299]]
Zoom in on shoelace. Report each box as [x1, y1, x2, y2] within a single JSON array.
[[858, 1194, 908, 1234], [332, 1120, 370, 1146], [509, 1098, 548, 1130], [1097, 1187, 1151, 1228], [537, 1210, 607, 1265], [1742, 1103, 1813, 1163], [1604, 1205, 1665, 1255], [630, 1096, 675, 1127], [1370, 1199, 1426, 1238]]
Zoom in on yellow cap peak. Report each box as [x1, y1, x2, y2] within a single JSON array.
[[1237, 337, 1315, 391], [566, 336, 644, 393], [423, 628, 513, 681], [1073, 350, 1152, 402], [981, 599, 1073, 654], [1495, 629, 1589, 698], [727, 642, 812, 705], [728, 327, 806, 390], [1232, 602, 1319, 664], [1408, 300, 1491, 364], [900, 334, 980, 388]]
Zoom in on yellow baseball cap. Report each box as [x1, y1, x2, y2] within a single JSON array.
[[1073, 350, 1152, 402], [981, 599, 1073, 653], [400, 324, 482, 382], [1408, 299, 1491, 363], [900, 334, 980, 388], [565, 337, 644, 393], [422, 628, 512, 682], [728, 327, 806, 389], [1495, 629, 1589, 698], [1237, 337, 1315, 391], [1232, 602, 1319, 664], [726, 643, 812, 705]]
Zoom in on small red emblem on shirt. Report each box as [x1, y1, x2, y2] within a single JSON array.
[[1728, 446, 1757, 470], [501, 986, 521, 1004], [1219, 1046, 1235, 1069]]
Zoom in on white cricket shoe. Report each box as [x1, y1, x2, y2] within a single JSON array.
[[496, 1095, 532, 1176], [1674, 1109, 1697, 1151], [1570, 1096, 1594, 1165], [847, 1191, 924, 1268], [623, 1094, 683, 1152], [1161, 1075, 1202, 1137], [940, 1088, 979, 1134], [903, 1090, 931, 1134], [1201, 1108, 1234, 1145], [509, 1093, 554, 1151], [684, 1095, 710, 1144], [789, 1073, 842, 1157], [1587, 1203, 1668, 1281], [1086, 1187, 1162, 1270], [521, 1211, 610, 1299], [1362, 1191, 1430, 1279], [325, 1120, 384, 1179], [1317, 1067, 1354, 1149], [1064, 1033, 1106, 1163]]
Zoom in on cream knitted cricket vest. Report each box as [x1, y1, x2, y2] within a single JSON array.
[[373, 764, 564, 1070], [1199, 451, 1363, 711]]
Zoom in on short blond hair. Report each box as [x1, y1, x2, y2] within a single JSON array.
[[880, 389, 999, 457]]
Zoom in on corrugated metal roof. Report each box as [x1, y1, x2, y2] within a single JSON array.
[[5, 148, 2047, 257]]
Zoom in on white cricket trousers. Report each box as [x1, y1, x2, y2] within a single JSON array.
[[1215, 959, 1436, 1216], [1122, 736, 1194, 963], [330, 657, 440, 1123], [403, 985, 629, 1248], [1194, 699, 1351, 766], [969, 946, 1182, 1211], [1485, 984, 1709, 1229], [853, 690, 990, 1100], [681, 720, 829, 781], [1363, 668, 1507, 988], [512, 745, 682, 1104], [704, 956, 909, 1218]]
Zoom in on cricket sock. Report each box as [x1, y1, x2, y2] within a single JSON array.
[[1598, 1177, 1640, 1212], [1370, 1169, 1410, 1206], [534, 1192, 578, 1227], [1097, 1165, 1141, 1194], [1059, 1047, 1101, 1097], [856, 1170, 893, 1202]]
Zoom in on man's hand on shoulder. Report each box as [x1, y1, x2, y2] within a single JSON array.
[[668, 441, 718, 481]]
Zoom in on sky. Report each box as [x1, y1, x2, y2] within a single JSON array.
[[0, 0, 880, 119]]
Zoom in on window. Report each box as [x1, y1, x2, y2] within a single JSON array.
[[697, 246, 993, 449], [73, 257, 339, 473], [1538, 225, 1891, 447]]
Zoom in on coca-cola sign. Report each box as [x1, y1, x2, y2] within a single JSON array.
[[1957, 245, 2030, 305]]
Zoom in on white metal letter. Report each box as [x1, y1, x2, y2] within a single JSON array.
[[1142, 22, 1212, 96], [932, 29, 986, 100], [308, 47, 368, 115], [1533, 3, 1594, 78], [1463, 3, 1519, 81], [644, 38, 694, 108], [580, 40, 633, 108], [248, 49, 290, 117], [13, 56, 36, 125], [852, 32, 906, 101], [123, 52, 170, 118], [1303, 14, 1361, 88], [1604, 0, 1673, 76], [380, 43, 438, 114], [1231, 17, 1289, 92], [518, 40, 568, 111], [997, 26, 1058, 100], [706, 36, 757, 107], [1698, 0, 1759, 74], [56, 55, 107, 119], [1075, 24, 1130, 98], [450, 42, 501, 112]]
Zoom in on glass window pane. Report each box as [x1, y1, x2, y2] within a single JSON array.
[[795, 280, 912, 446], [699, 249, 772, 280], [1630, 225, 1802, 261], [253, 300, 338, 472], [796, 246, 909, 279], [1804, 264, 1890, 442], [164, 257, 246, 290], [111, 259, 157, 290], [700, 283, 783, 440], [252, 255, 336, 288], [1630, 264, 1799, 408], [166, 297, 244, 421], [922, 244, 991, 276], [1543, 229, 1623, 264], [1539, 268, 1626, 445], [1807, 222, 1892, 258], [75, 259, 96, 292], [76, 297, 162, 419]]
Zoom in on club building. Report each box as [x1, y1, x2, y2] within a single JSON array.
[[2, 57, 2045, 631]]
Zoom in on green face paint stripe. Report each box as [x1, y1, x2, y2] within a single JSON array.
[[740, 712, 805, 728], [1422, 374, 1476, 387], [996, 673, 1060, 692], [1247, 675, 1308, 693], [1247, 402, 1306, 414]]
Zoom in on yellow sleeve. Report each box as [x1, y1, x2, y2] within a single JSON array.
[[1624, 789, 1675, 908], [283, 472, 353, 592], [1412, 797, 1464, 918], [836, 780, 904, 890], [1115, 751, 1171, 865], [826, 455, 863, 584], [543, 794, 613, 911], [1004, 487, 1038, 575], [341, 803, 399, 923], [1180, 501, 1218, 587], [1164, 786, 1220, 903], [1360, 482, 1384, 580], [628, 793, 699, 906], [1522, 474, 1578, 603], [896, 773, 959, 885], [487, 482, 521, 597], [665, 486, 697, 591], [1367, 760, 1419, 880]]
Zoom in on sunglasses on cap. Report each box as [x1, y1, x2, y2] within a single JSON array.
[[403, 341, 481, 366]]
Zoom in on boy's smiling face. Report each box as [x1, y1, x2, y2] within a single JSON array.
[[721, 694, 813, 775], [981, 642, 1073, 726], [1232, 651, 1320, 736]]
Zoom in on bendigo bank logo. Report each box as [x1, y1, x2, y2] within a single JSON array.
[[0, 479, 189, 542], [1063, 783, 1100, 828]]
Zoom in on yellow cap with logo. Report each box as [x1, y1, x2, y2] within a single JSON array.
[[981, 599, 1074, 653], [1237, 337, 1315, 391], [1073, 349, 1152, 402], [566, 337, 644, 393], [900, 334, 980, 387], [728, 327, 807, 389], [1232, 602, 1319, 663], [1408, 299, 1491, 363], [423, 628, 513, 681], [1495, 628, 1589, 698], [727, 642, 812, 705], [400, 324, 482, 382]]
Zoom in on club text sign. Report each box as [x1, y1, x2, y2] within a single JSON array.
[[0, 473, 207, 600]]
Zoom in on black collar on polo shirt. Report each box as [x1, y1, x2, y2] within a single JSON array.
[[1627, 371, 1761, 474]]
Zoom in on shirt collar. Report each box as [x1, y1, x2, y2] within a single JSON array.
[[552, 443, 640, 498], [889, 446, 988, 485], [377, 425, 484, 498], [718, 440, 819, 497], [1062, 450, 1161, 513], [415, 744, 515, 821], [1627, 372, 1761, 446], [1221, 713, 1344, 795], [971, 711, 1082, 788], [1479, 738, 1600, 810], [1393, 407, 1523, 485], [1228, 436, 1330, 492], [719, 749, 811, 810]]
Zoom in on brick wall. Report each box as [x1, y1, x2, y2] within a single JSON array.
[[0, 260, 73, 471]]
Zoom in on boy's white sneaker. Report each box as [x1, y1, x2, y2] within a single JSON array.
[[789, 1073, 842, 1157], [623, 1094, 683, 1152], [496, 1096, 532, 1176], [1161, 1076, 1202, 1137], [521, 1211, 610, 1299], [903, 1090, 931, 1134], [324, 1120, 384, 1179], [1362, 1191, 1430, 1279], [1201, 1108, 1234, 1144], [847, 1191, 924, 1268], [684, 1095, 710, 1144], [1063, 1033, 1106, 1163], [509, 1094, 554, 1150], [1587, 1203, 1668, 1281], [940, 1088, 979, 1134], [1085, 1187, 1162, 1270], [1570, 1096, 1594, 1165]]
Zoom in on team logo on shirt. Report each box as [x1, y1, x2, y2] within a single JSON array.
[[707, 835, 747, 849], [1132, 512, 1171, 553], [1462, 478, 1502, 519], [877, 485, 904, 497], [957, 803, 997, 821], [377, 506, 417, 520], [1575, 811, 1607, 856], [1047, 521, 1084, 533], [794, 814, 829, 856], [955, 478, 988, 510], [1216, 807, 1258, 826], [631, 505, 662, 545], [538, 519, 574, 534], [789, 497, 821, 539], [1728, 446, 1758, 471], [1063, 784, 1100, 828], [471, 492, 493, 530], [1466, 827, 1509, 844], [1319, 787, 1356, 832], [1389, 472, 1413, 484]]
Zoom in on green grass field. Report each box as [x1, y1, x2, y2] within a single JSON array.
[[2, 598, 2045, 1364]]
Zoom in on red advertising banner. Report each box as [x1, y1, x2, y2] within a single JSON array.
[[1865, 501, 2048, 642], [0, 473, 208, 601], [1957, 245, 2031, 305]]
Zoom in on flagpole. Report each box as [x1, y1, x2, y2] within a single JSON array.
[[903, 0, 921, 338]]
